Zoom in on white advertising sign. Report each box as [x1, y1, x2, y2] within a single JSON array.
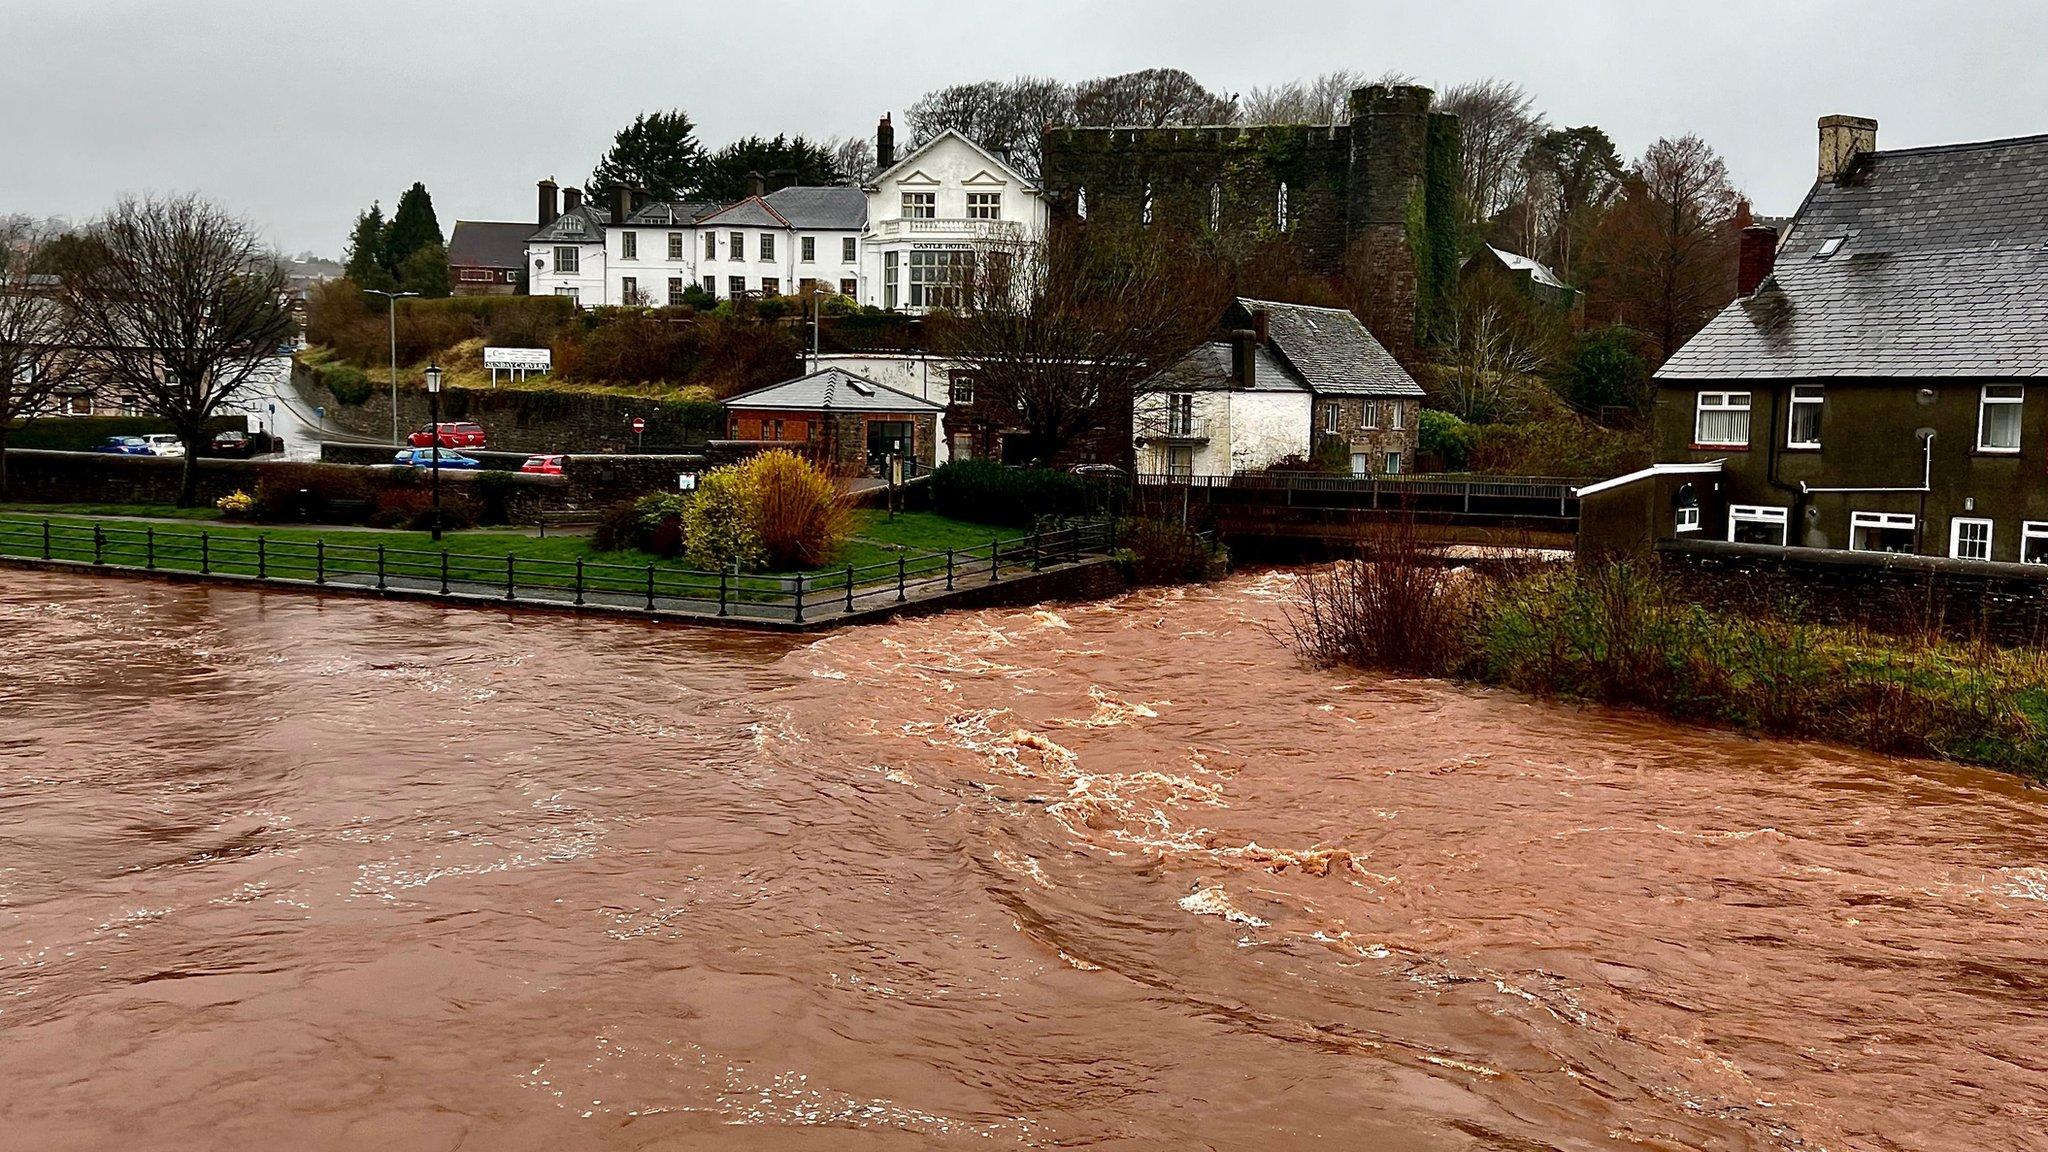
[[484, 347, 552, 370]]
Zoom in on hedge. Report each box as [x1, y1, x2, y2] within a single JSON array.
[[927, 460, 1086, 527], [4, 415, 244, 452]]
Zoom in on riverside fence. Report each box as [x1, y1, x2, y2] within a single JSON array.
[[0, 517, 1120, 626]]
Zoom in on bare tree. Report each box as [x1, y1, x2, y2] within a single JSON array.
[[1583, 135, 1740, 364], [1073, 68, 1237, 129], [1436, 79, 1548, 225], [0, 218, 84, 498], [906, 76, 1075, 180], [934, 222, 1222, 465], [827, 135, 877, 185], [1240, 69, 1414, 124], [57, 195, 296, 506], [1437, 277, 1552, 424]]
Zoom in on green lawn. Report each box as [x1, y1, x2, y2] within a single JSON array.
[[0, 502, 222, 521], [0, 508, 1023, 591]]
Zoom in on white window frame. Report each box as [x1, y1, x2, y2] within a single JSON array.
[[966, 192, 1002, 220], [2022, 522, 2048, 565], [1949, 517, 1994, 562], [1383, 451, 1402, 475], [619, 230, 637, 260], [1727, 504, 1788, 546], [901, 192, 935, 220], [1389, 401, 1405, 431], [1977, 385, 2023, 454], [949, 371, 975, 406], [1675, 505, 1701, 533], [553, 287, 579, 303], [1786, 384, 1824, 449], [1362, 400, 1378, 430], [668, 232, 685, 260], [1323, 402, 1339, 434], [1694, 391, 1752, 447], [1849, 511, 1917, 553], [553, 245, 580, 275]]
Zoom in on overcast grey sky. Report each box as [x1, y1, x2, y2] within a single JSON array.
[[5, 0, 2043, 255]]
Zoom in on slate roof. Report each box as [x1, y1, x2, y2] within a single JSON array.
[[626, 201, 721, 226], [722, 368, 944, 413], [762, 186, 867, 230], [1659, 133, 2048, 380], [697, 196, 793, 229], [1147, 341, 1310, 394], [527, 204, 610, 244], [448, 221, 531, 269], [1230, 297, 1423, 397]]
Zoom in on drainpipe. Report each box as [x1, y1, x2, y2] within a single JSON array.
[[1763, 384, 1806, 536], [1799, 429, 1935, 549]]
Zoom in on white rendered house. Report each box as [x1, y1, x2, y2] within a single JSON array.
[[694, 186, 866, 302], [861, 123, 1048, 313]]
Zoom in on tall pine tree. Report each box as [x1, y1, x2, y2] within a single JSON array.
[[343, 203, 394, 291], [588, 110, 709, 202], [698, 135, 844, 202], [381, 183, 443, 271]]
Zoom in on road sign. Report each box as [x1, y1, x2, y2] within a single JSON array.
[[631, 417, 646, 434]]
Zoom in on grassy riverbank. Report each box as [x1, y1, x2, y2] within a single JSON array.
[[1289, 549, 2048, 779], [0, 506, 1021, 579]]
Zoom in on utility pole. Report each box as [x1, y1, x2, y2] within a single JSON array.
[[363, 288, 419, 445]]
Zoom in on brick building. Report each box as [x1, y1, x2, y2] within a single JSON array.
[[722, 368, 941, 475]]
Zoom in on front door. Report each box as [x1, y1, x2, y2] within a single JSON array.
[[868, 420, 914, 471]]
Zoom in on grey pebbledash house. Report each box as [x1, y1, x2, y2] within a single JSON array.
[[1579, 116, 2048, 564]]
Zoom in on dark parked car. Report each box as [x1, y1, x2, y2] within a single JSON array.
[[94, 436, 153, 455], [407, 422, 487, 449], [393, 448, 482, 470], [210, 430, 256, 457]]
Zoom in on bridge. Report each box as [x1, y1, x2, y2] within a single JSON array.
[[1131, 473, 1584, 553]]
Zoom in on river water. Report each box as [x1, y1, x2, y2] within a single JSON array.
[[1, 569, 2044, 1150]]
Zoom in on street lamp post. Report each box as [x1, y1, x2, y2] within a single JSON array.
[[363, 288, 419, 445], [424, 364, 444, 542]]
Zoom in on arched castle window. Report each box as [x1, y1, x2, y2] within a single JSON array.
[[1142, 183, 1153, 227], [1210, 183, 1221, 232], [1277, 182, 1289, 233]]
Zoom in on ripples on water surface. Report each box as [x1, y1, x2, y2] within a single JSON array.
[[0, 568, 2043, 1150]]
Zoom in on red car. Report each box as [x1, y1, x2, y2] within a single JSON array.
[[520, 453, 566, 475], [408, 421, 487, 449]]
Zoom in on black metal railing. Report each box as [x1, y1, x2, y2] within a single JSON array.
[[0, 517, 1119, 624]]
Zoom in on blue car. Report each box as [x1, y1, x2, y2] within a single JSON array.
[[392, 448, 481, 470], [95, 436, 153, 456]]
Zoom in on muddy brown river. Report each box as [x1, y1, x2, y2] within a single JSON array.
[[1, 569, 2044, 1150]]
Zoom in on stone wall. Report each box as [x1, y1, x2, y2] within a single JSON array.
[[1039, 83, 1461, 361], [1312, 397, 1420, 472], [294, 362, 713, 454], [1659, 538, 2048, 646]]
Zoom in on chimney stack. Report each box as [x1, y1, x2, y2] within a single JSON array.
[[768, 168, 797, 193], [876, 113, 895, 170], [610, 185, 632, 223], [1818, 115, 1878, 183], [537, 177, 559, 228], [563, 186, 583, 214], [1250, 308, 1269, 346], [746, 170, 766, 199], [630, 185, 650, 213], [1737, 225, 1779, 296], [1229, 329, 1258, 388]]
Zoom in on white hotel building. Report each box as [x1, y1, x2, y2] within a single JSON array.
[[523, 116, 1047, 314]]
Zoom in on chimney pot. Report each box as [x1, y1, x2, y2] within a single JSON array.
[[1737, 225, 1779, 296], [537, 177, 559, 228], [1818, 114, 1878, 183]]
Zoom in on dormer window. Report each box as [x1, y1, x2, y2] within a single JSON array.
[[1814, 236, 1847, 259]]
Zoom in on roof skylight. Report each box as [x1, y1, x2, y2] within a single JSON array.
[[1814, 236, 1847, 259]]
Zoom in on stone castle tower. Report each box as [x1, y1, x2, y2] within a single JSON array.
[[1039, 84, 1461, 362]]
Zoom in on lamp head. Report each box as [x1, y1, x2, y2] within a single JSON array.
[[424, 364, 442, 393]]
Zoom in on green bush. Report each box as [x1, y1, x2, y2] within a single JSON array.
[[1564, 325, 1651, 422], [928, 460, 1086, 527], [317, 361, 374, 406], [681, 465, 765, 570], [250, 463, 384, 524], [1417, 409, 1480, 471]]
